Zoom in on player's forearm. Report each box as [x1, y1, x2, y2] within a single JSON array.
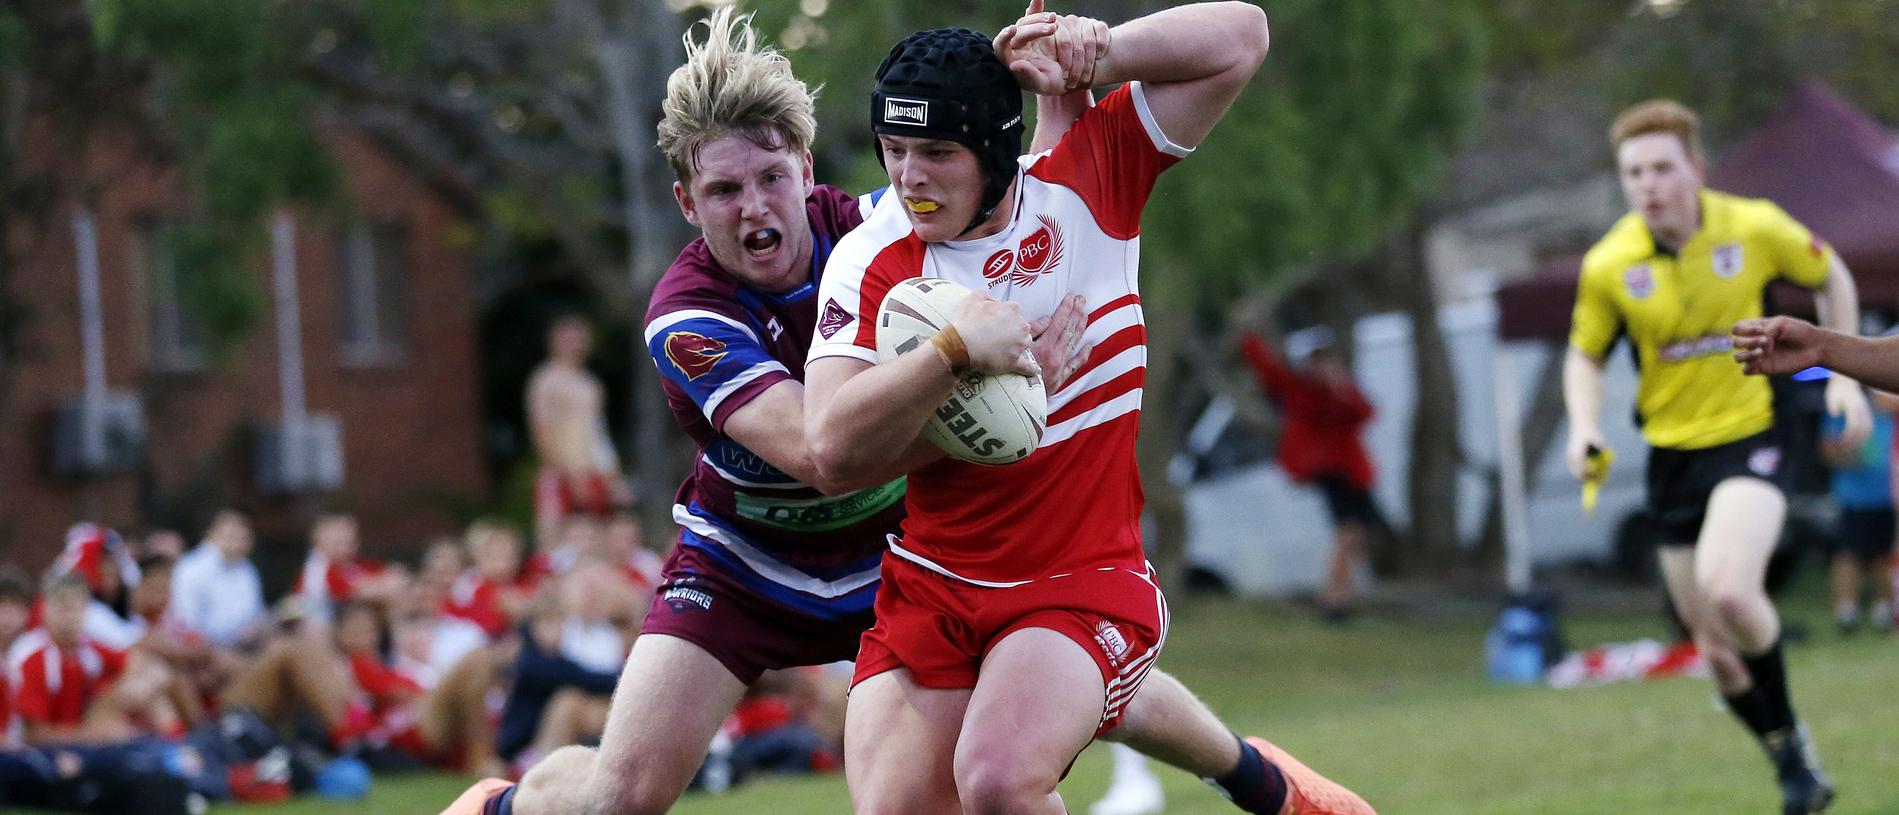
[[1092, 2, 1268, 88], [1819, 332, 1899, 394], [1562, 347, 1607, 438], [1813, 256, 1861, 337], [806, 355, 958, 483]]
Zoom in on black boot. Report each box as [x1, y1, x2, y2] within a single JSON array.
[[1766, 723, 1835, 815]]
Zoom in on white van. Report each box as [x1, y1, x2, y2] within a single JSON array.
[[1173, 298, 1651, 597]]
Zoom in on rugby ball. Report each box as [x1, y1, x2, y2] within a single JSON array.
[[875, 278, 1046, 465]]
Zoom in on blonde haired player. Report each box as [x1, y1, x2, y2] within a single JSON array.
[[446, 7, 1368, 815], [1565, 99, 1867, 814]]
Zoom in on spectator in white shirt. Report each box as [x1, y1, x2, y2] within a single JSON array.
[[169, 510, 268, 649]]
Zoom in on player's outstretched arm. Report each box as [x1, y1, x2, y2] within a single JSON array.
[[1089, 2, 1269, 148], [1736, 316, 1899, 393]]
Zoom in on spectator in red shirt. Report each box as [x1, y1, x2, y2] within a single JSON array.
[[602, 511, 662, 605], [444, 521, 530, 638], [5, 573, 174, 745], [1239, 327, 1383, 622], [519, 515, 603, 591], [337, 602, 506, 774], [293, 512, 406, 622]]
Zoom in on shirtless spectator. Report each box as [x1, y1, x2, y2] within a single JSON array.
[[528, 314, 629, 547]]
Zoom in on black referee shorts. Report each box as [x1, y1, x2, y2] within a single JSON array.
[[1646, 429, 1788, 547]]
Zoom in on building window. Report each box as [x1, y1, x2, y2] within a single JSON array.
[[336, 220, 409, 366], [140, 221, 208, 372]]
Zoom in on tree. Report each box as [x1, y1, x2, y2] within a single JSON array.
[[1144, 0, 1485, 574], [0, 0, 712, 541]]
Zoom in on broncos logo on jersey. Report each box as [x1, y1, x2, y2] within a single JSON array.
[[665, 331, 729, 381]]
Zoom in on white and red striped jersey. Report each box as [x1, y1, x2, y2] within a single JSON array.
[[4, 629, 125, 729], [810, 82, 1190, 586]]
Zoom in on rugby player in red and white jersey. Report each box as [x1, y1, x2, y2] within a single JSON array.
[[443, 7, 1369, 815], [805, 7, 1371, 815]]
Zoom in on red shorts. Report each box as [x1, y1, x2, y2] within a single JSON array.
[[853, 552, 1168, 737], [535, 468, 618, 520]]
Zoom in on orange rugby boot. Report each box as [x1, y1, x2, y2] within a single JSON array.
[[1246, 736, 1375, 815], [439, 778, 515, 815]]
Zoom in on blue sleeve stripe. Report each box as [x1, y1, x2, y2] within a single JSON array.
[[645, 308, 758, 345]]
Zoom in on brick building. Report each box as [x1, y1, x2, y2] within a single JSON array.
[[0, 124, 487, 580]]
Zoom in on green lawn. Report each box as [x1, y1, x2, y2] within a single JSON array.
[[10, 585, 1896, 815]]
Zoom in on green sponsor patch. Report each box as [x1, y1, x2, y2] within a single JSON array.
[[734, 477, 906, 532]]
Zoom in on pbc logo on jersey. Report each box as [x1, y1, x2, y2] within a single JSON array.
[[1093, 620, 1131, 668], [1623, 263, 1654, 299], [818, 299, 852, 339], [883, 98, 929, 127], [1011, 215, 1066, 286], [1713, 243, 1744, 279], [664, 331, 728, 381], [981, 215, 1067, 288]]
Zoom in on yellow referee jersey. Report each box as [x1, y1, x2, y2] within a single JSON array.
[[1569, 190, 1833, 451]]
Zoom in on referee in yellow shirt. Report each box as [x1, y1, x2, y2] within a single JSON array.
[[1563, 100, 1871, 815]]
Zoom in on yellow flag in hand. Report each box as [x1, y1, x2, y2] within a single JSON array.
[[1581, 446, 1615, 516]]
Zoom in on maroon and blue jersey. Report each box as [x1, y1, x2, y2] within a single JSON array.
[[643, 185, 899, 619]]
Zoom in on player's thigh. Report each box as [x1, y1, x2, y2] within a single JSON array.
[[953, 627, 1106, 805], [1658, 547, 1720, 631], [586, 634, 748, 809], [845, 667, 968, 815], [1695, 477, 1786, 592]]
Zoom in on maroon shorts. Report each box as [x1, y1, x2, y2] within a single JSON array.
[[640, 543, 875, 685], [853, 552, 1169, 737]]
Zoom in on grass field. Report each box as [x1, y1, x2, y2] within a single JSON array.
[[10, 582, 1897, 815]]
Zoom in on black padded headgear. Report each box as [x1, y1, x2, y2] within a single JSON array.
[[871, 27, 1024, 235]]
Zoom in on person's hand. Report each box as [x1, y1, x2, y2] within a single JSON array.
[[1564, 426, 1608, 482], [1732, 316, 1828, 376], [994, 0, 1110, 95], [950, 291, 1038, 376], [1029, 294, 1091, 391], [1827, 374, 1873, 451]]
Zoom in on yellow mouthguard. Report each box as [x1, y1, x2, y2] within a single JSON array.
[[905, 198, 940, 213]]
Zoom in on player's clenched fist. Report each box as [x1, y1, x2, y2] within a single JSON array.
[[950, 291, 1039, 376]]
